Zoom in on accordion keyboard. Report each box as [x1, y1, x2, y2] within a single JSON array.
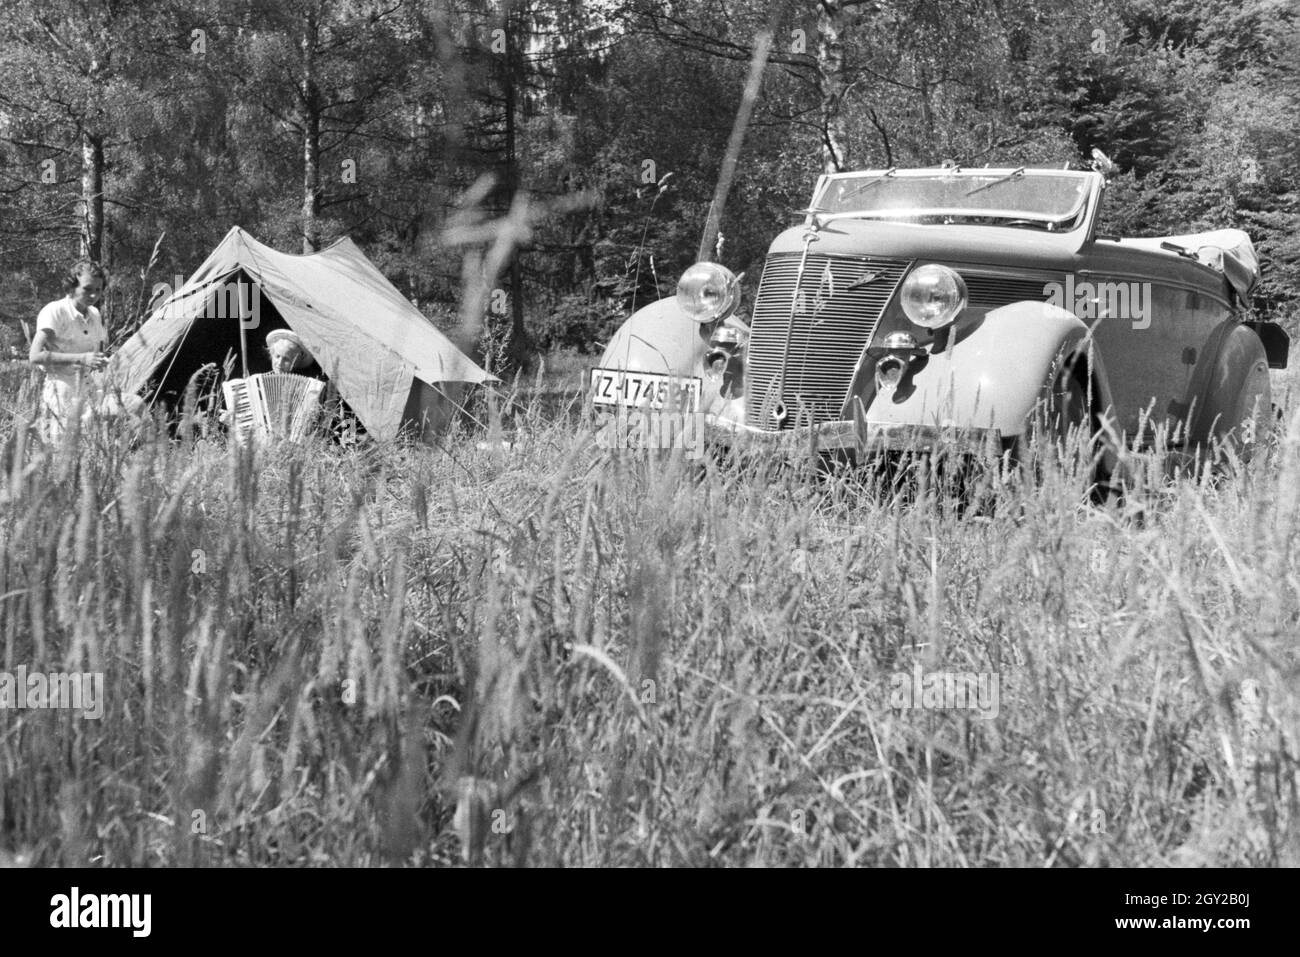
[[222, 378, 257, 442]]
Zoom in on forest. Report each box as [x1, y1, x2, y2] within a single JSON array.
[[2, 0, 1297, 372]]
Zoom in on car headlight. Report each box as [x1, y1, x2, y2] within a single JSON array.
[[677, 262, 740, 323], [900, 264, 967, 329]]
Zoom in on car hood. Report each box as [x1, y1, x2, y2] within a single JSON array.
[[765, 219, 1088, 270]]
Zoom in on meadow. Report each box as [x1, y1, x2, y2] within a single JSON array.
[[0, 356, 1297, 867]]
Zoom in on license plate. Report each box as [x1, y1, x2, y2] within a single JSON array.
[[589, 368, 701, 411]]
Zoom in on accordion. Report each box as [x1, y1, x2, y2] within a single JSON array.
[[222, 373, 325, 443]]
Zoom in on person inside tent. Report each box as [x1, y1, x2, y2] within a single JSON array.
[[267, 330, 348, 430], [221, 329, 345, 437], [266, 328, 311, 374]]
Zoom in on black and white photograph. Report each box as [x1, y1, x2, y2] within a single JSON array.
[[0, 0, 1295, 902]]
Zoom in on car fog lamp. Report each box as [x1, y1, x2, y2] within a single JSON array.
[[900, 264, 967, 329], [677, 262, 740, 323], [868, 331, 926, 391], [876, 354, 907, 390], [705, 323, 747, 380]]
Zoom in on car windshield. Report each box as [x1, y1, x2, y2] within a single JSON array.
[[813, 170, 1092, 227]]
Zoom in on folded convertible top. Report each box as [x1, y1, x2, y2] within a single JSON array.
[[1117, 228, 1259, 303]]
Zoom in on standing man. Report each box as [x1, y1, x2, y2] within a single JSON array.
[[28, 260, 109, 441]]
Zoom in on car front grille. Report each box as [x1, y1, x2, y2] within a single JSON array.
[[745, 252, 910, 430]]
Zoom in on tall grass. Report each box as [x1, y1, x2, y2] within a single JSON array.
[[0, 361, 1297, 866]]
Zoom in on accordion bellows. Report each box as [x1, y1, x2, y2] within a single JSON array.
[[222, 373, 325, 442]]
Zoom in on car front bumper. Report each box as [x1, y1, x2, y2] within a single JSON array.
[[705, 415, 1006, 460]]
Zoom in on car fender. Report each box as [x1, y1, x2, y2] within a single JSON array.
[[862, 301, 1115, 439], [1183, 321, 1271, 450], [596, 298, 736, 415]]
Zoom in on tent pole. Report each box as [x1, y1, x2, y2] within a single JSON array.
[[237, 276, 250, 379]]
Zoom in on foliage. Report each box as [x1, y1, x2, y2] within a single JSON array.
[[0, 0, 1293, 354], [1, 370, 1298, 865]]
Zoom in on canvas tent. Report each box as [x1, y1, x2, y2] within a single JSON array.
[[108, 227, 495, 441]]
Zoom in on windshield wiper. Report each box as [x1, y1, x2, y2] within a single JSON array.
[[964, 167, 1024, 196], [836, 167, 896, 204]]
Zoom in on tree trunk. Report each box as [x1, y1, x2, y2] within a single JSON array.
[[917, 61, 936, 163], [697, 29, 774, 263], [303, 110, 321, 253], [301, 13, 322, 253], [816, 2, 849, 173], [80, 131, 104, 262], [502, 9, 532, 372]]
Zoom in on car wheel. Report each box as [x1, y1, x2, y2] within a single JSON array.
[[1047, 369, 1090, 446], [1008, 366, 1099, 490], [1219, 357, 1273, 468], [1191, 328, 1273, 471]]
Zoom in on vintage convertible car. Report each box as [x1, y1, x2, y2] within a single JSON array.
[[589, 167, 1288, 477]]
